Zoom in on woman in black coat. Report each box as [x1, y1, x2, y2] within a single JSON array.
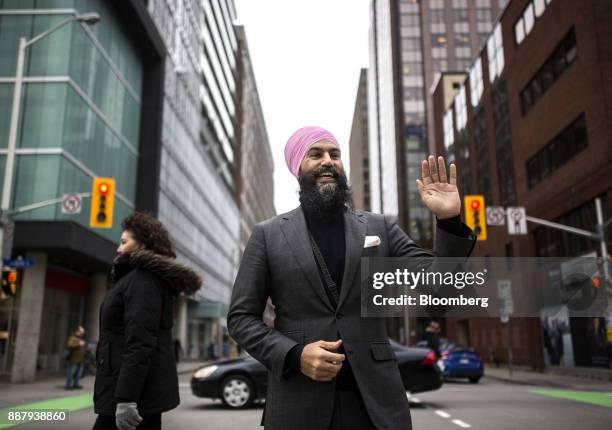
[[93, 212, 201, 430]]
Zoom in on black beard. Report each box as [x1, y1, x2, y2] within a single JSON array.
[[298, 165, 353, 222]]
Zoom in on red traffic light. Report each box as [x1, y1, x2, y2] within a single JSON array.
[[7, 272, 16, 283], [470, 199, 480, 210], [98, 182, 110, 195]]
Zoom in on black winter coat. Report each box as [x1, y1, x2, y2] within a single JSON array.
[[94, 250, 201, 415]]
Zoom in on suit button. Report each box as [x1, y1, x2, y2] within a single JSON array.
[[99, 359, 104, 365]]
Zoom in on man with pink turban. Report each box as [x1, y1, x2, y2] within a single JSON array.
[[229, 125, 476, 429]]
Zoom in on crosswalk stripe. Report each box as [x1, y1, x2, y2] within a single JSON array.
[[435, 410, 451, 418], [452, 419, 472, 428]]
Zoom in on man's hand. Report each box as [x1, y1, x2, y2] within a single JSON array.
[[300, 340, 345, 382], [115, 402, 142, 430], [416, 155, 461, 219]]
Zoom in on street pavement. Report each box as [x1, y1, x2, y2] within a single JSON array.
[[4, 372, 612, 429]]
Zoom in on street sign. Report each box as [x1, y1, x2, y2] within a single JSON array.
[[497, 279, 514, 316], [486, 206, 506, 226], [3, 258, 34, 269], [61, 193, 82, 214], [507, 207, 527, 235]]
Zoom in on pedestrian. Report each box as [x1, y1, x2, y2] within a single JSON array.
[[93, 212, 202, 430], [227, 126, 476, 429], [424, 321, 441, 359], [65, 326, 86, 390]]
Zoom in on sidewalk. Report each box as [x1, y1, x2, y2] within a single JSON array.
[[0, 360, 211, 410], [485, 366, 612, 392]]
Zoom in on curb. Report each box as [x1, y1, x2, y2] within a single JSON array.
[[484, 373, 569, 389]]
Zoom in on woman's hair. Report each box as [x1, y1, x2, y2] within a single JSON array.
[[121, 212, 176, 258]]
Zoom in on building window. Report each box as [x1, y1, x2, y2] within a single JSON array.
[[454, 9, 469, 21], [401, 14, 420, 27], [400, 2, 420, 14], [432, 59, 448, 72], [526, 114, 588, 188], [469, 57, 484, 107], [476, 8, 492, 22], [432, 47, 448, 59], [534, 197, 600, 258], [455, 85, 468, 130], [453, 0, 469, 8], [492, 80, 517, 206], [520, 28, 576, 115], [430, 23, 447, 33], [454, 22, 470, 33], [487, 23, 505, 82], [455, 33, 471, 46], [402, 37, 421, 51], [443, 108, 455, 153], [476, 0, 491, 7], [473, 107, 492, 203], [514, 0, 553, 45], [430, 0, 445, 10], [456, 59, 472, 71], [455, 46, 472, 58], [430, 10, 445, 23], [514, 18, 525, 45], [402, 50, 423, 62], [477, 21, 492, 33]]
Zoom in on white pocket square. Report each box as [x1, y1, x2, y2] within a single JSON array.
[[364, 235, 381, 248]]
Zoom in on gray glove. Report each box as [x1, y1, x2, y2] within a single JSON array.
[[115, 402, 142, 430]]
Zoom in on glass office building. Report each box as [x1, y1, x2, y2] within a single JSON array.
[[0, 0, 164, 381], [147, 0, 241, 360], [0, 0, 142, 241]]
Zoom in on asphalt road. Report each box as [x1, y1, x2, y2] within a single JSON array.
[[19, 373, 612, 429]]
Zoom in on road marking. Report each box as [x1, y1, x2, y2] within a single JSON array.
[[530, 389, 612, 409], [405, 391, 472, 429]]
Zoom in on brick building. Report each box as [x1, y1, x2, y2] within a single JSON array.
[[431, 0, 612, 369]]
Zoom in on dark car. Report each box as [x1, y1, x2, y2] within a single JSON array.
[[191, 340, 443, 409], [417, 339, 484, 383]]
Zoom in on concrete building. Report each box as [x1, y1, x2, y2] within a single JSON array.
[[146, 0, 241, 360], [431, 0, 612, 369], [349, 69, 371, 212], [234, 25, 275, 252], [0, 0, 165, 381], [368, 0, 507, 247]]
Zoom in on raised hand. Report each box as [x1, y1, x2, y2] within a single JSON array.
[[416, 155, 461, 219]]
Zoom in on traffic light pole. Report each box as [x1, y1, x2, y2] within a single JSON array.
[[524, 197, 610, 292]]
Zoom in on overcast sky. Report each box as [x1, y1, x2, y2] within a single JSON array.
[[234, 0, 370, 214]]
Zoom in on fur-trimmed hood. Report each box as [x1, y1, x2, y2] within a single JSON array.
[[112, 250, 202, 295]]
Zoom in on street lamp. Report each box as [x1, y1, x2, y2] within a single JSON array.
[[0, 12, 100, 268]]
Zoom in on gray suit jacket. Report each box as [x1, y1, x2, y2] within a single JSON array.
[[227, 207, 475, 430]]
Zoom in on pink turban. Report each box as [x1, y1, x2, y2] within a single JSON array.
[[284, 126, 340, 178]]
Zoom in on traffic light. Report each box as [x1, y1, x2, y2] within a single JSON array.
[[464, 195, 487, 241], [1, 269, 18, 296], [90, 177, 116, 229]]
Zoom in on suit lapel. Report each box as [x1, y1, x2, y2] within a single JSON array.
[[337, 208, 367, 310], [280, 208, 335, 312]]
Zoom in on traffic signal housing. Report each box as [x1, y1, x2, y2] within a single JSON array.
[[1, 269, 18, 296], [464, 195, 487, 241], [90, 177, 116, 229]]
